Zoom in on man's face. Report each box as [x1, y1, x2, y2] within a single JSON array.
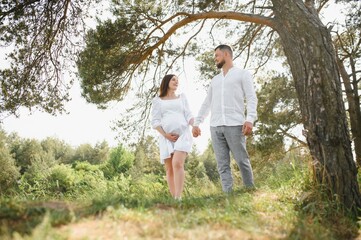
[[214, 49, 225, 69]]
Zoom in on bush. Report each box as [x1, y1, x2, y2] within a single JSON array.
[[47, 164, 76, 194], [129, 173, 166, 200], [74, 161, 100, 172], [0, 131, 20, 193], [202, 155, 219, 182], [72, 161, 108, 197], [101, 145, 134, 179], [0, 153, 20, 193], [18, 172, 50, 199]]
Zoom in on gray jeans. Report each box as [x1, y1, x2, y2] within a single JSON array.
[[210, 126, 254, 192]]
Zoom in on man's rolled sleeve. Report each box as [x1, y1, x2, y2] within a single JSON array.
[[243, 71, 258, 124], [194, 85, 212, 126]]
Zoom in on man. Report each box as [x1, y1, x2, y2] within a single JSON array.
[[192, 44, 258, 193]]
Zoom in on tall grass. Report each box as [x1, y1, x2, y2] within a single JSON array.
[[0, 149, 360, 240]]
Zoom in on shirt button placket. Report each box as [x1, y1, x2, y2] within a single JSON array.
[[221, 75, 226, 125]]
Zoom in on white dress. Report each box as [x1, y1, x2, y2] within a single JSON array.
[[151, 93, 193, 164]]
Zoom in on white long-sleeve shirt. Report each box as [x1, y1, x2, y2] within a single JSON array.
[[194, 66, 258, 127]]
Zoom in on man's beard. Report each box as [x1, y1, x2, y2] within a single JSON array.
[[216, 60, 225, 69]]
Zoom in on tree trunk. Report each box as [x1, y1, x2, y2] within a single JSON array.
[[337, 56, 361, 167], [271, 0, 361, 216]]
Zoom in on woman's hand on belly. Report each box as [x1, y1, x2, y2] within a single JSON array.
[[165, 133, 179, 142]]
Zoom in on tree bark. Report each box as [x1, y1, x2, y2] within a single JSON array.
[[271, 0, 361, 216], [337, 55, 361, 167]]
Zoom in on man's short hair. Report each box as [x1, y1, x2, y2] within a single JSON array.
[[215, 44, 233, 57]]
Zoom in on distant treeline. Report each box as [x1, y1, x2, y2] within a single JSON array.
[[0, 126, 306, 201]]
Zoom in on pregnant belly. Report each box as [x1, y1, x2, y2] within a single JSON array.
[[162, 115, 187, 135]]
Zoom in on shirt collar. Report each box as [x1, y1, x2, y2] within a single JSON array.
[[221, 66, 235, 76]]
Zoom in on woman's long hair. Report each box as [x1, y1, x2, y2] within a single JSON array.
[[159, 74, 175, 97]]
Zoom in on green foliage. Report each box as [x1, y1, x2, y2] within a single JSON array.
[[47, 164, 76, 195], [254, 73, 304, 157], [0, 123, 359, 239], [200, 141, 219, 182], [127, 173, 167, 206], [71, 163, 108, 199], [0, 197, 76, 239], [11, 212, 67, 240], [256, 148, 312, 191], [92, 141, 110, 164], [17, 173, 51, 200], [77, 17, 148, 107], [10, 138, 56, 174], [0, 137, 359, 240], [12, 139, 42, 172], [16, 154, 56, 199], [76, 0, 237, 110], [101, 145, 134, 179], [286, 163, 360, 240], [130, 136, 163, 179], [71, 141, 109, 165], [83, 174, 134, 213], [0, 130, 20, 193], [0, 0, 98, 117], [73, 161, 100, 172], [17, 161, 110, 200], [194, 0, 227, 10], [15, 149, 56, 199], [40, 137, 74, 164], [71, 143, 95, 164], [186, 146, 207, 185], [196, 50, 219, 84]]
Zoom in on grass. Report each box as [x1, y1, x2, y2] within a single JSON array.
[[1, 153, 360, 240]]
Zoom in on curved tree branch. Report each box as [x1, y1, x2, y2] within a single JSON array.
[[138, 11, 275, 65]]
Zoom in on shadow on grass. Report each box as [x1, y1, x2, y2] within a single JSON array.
[[1, 186, 359, 240], [0, 199, 85, 238], [282, 191, 360, 240], [0, 187, 254, 238]]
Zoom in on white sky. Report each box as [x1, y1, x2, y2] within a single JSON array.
[[0, 2, 346, 153], [0, 57, 211, 152]]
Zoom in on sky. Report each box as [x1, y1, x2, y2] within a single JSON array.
[[0, 2, 347, 153], [0, 58, 211, 152], [0, 0, 214, 153]]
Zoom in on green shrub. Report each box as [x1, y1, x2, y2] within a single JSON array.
[[47, 164, 76, 194], [202, 152, 219, 182], [16, 155, 59, 198], [70, 141, 109, 165], [74, 161, 100, 172], [18, 173, 50, 199], [18, 164, 76, 199], [128, 173, 166, 201], [72, 163, 108, 198], [101, 145, 134, 179], [0, 131, 20, 193], [41, 137, 75, 164]]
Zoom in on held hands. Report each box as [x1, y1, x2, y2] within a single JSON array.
[[242, 121, 253, 136], [192, 126, 201, 138], [165, 133, 179, 142]]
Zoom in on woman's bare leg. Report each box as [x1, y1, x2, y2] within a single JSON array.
[[172, 151, 187, 199], [164, 157, 175, 197]]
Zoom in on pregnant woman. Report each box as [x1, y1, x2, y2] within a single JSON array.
[[151, 74, 194, 200]]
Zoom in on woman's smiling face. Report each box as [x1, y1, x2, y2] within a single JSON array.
[[168, 75, 179, 91]]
